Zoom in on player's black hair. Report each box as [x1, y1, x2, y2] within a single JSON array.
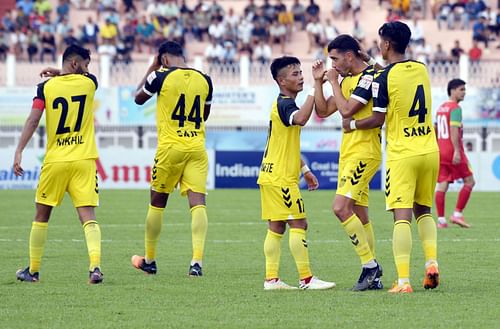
[[378, 21, 411, 54], [62, 44, 90, 62], [158, 41, 184, 58], [270, 56, 301, 81], [327, 34, 361, 57], [447, 78, 466, 96]]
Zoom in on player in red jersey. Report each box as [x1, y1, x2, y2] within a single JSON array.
[[435, 79, 475, 228]]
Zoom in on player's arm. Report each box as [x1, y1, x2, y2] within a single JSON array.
[[292, 94, 315, 126], [135, 57, 161, 105], [13, 101, 44, 176], [300, 158, 318, 191], [312, 61, 337, 118], [327, 68, 367, 118], [203, 74, 214, 122], [358, 50, 384, 71], [343, 74, 387, 132], [450, 107, 463, 164]]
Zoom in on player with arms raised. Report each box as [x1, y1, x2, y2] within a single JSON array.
[[258, 56, 336, 290]]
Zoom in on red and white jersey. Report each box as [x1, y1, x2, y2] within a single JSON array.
[[435, 101, 465, 164]]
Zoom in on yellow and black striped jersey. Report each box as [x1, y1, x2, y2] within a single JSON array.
[[257, 94, 301, 186], [143, 67, 213, 151], [340, 65, 381, 160], [35, 73, 98, 164], [372, 60, 438, 160]]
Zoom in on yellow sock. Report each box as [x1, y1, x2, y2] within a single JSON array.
[[264, 229, 282, 280], [289, 228, 312, 280], [393, 220, 412, 280], [145, 205, 164, 263], [342, 214, 374, 265], [83, 220, 101, 271], [29, 222, 48, 273], [417, 214, 437, 263], [363, 221, 376, 259], [191, 205, 208, 263]]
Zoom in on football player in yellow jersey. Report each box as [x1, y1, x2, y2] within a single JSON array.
[[313, 35, 383, 291], [258, 56, 336, 290], [343, 22, 440, 293], [131, 41, 213, 277], [13, 45, 103, 284]]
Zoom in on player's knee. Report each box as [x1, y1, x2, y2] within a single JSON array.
[[333, 204, 350, 221]]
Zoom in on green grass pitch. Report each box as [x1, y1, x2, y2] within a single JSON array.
[[0, 189, 498, 328]]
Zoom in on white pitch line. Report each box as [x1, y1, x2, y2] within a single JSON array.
[[1, 238, 499, 243]]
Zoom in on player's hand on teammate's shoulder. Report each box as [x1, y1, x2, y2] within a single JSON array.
[[39, 67, 61, 78], [304, 171, 319, 191]]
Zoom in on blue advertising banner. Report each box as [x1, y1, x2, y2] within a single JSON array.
[[214, 151, 382, 190]]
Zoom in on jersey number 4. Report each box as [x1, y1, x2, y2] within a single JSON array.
[[171, 94, 202, 129], [53, 95, 86, 134], [408, 84, 427, 123]]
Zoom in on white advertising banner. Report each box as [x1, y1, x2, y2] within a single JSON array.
[[0, 148, 215, 190]]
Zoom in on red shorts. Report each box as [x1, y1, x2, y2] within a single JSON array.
[[437, 159, 473, 183]]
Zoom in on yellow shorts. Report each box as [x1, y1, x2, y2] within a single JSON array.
[[151, 146, 208, 196], [36, 159, 99, 207], [260, 184, 306, 221], [336, 158, 381, 207], [385, 152, 439, 210]]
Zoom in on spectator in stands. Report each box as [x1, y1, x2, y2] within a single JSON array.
[[352, 18, 365, 44], [450, 39, 465, 62], [485, 7, 498, 36], [244, 0, 258, 20], [168, 18, 185, 47], [121, 16, 136, 52], [56, 16, 72, 51], [261, 0, 276, 22], [367, 39, 381, 59], [408, 16, 425, 44], [332, 0, 342, 18], [0, 29, 9, 61], [237, 17, 253, 55], [2, 10, 15, 32], [10, 28, 25, 58], [122, 0, 136, 13], [208, 16, 226, 43], [386, 7, 401, 22], [17, 0, 35, 17], [472, 15, 489, 48], [204, 38, 224, 64], [414, 38, 432, 64], [62, 27, 79, 47], [35, 0, 53, 20], [433, 43, 449, 64], [225, 8, 240, 34], [81, 16, 99, 51], [193, 5, 210, 41], [56, 0, 70, 23], [324, 18, 339, 42], [24, 29, 39, 62], [208, 0, 225, 19], [254, 39, 272, 64], [251, 19, 269, 44], [437, 0, 453, 30], [305, 0, 320, 23], [222, 40, 237, 64], [276, 0, 293, 38], [468, 40, 482, 63], [135, 16, 154, 53], [163, 0, 180, 21], [291, 0, 306, 30], [100, 17, 118, 46], [269, 19, 286, 53], [15, 8, 30, 32], [306, 15, 324, 53], [39, 30, 56, 63]]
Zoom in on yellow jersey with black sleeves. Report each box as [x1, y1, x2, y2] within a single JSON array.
[[35, 73, 98, 164], [257, 94, 301, 186], [372, 60, 438, 160], [143, 67, 213, 151], [340, 65, 381, 160]]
